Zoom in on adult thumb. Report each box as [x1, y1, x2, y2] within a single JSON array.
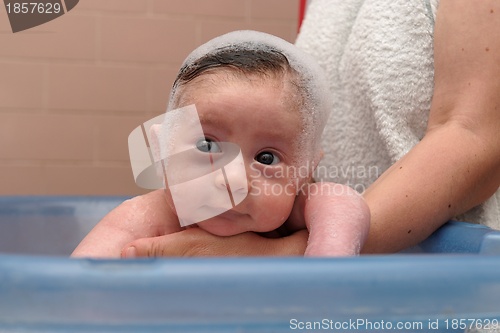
[[121, 235, 175, 258], [120, 228, 210, 258]]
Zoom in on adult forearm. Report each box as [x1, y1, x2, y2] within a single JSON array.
[[361, 122, 500, 253]]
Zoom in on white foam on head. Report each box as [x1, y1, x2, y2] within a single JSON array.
[[168, 30, 332, 169]]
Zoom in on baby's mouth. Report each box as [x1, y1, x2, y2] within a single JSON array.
[[194, 204, 242, 218], [194, 208, 251, 237]]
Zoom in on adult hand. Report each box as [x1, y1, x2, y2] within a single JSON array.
[[121, 227, 308, 258]]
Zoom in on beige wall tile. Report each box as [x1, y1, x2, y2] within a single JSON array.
[[0, 63, 44, 109], [100, 17, 197, 63], [0, 15, 96, 60], [94, 115, 151, 162], [0, 165, 45, 195], [0, 114, 94, 160], [77, 0, 148, 13], [153, 0, 246, 18], [0, 0, 300, 195], [148, 68, 178, 112], [250, 0, 299, 20], [43, 165, 147, 195], [0, 6, 10, 32], [200, 21, 297, 44], [47, 64, 149, 112]]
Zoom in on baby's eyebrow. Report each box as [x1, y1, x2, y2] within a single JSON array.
[[198, 113, 225, 129], [198, 115, 209, 124]]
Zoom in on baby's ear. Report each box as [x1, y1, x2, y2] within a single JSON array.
[[298, 149, 323, 186], [313, 149, 324, 170]]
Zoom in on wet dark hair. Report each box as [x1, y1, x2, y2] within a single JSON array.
[[172, 46, 294, 90]]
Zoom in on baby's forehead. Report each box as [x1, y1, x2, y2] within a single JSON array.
[[177, 69, 301, 110]]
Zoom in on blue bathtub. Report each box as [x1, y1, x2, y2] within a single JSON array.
[[0, 196, 499, 332]]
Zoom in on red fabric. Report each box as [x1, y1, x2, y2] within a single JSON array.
[[298, 0, 307, 32]]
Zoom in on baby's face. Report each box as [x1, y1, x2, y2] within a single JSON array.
[[170, 73, 309, 236]]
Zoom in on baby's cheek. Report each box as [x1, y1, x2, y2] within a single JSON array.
[[254, 184, 296, 230]]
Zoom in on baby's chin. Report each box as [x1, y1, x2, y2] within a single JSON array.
[[194, 211, 273, 237], [195, 215, 250, 237]]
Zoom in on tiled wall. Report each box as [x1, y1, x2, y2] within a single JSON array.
[[0, 0, 299, 195]]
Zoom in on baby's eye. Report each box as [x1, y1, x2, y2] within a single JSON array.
[[196, 138, 221, 153], [255, 151, 280, 165]]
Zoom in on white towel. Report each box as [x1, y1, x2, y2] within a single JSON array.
[[296, 0, 500, 229]]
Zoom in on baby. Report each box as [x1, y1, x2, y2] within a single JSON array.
[[72, 31, 370, 258]]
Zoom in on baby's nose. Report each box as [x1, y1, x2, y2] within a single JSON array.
[[214, 165, 248, 192], [214, 161, 249, 207]]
